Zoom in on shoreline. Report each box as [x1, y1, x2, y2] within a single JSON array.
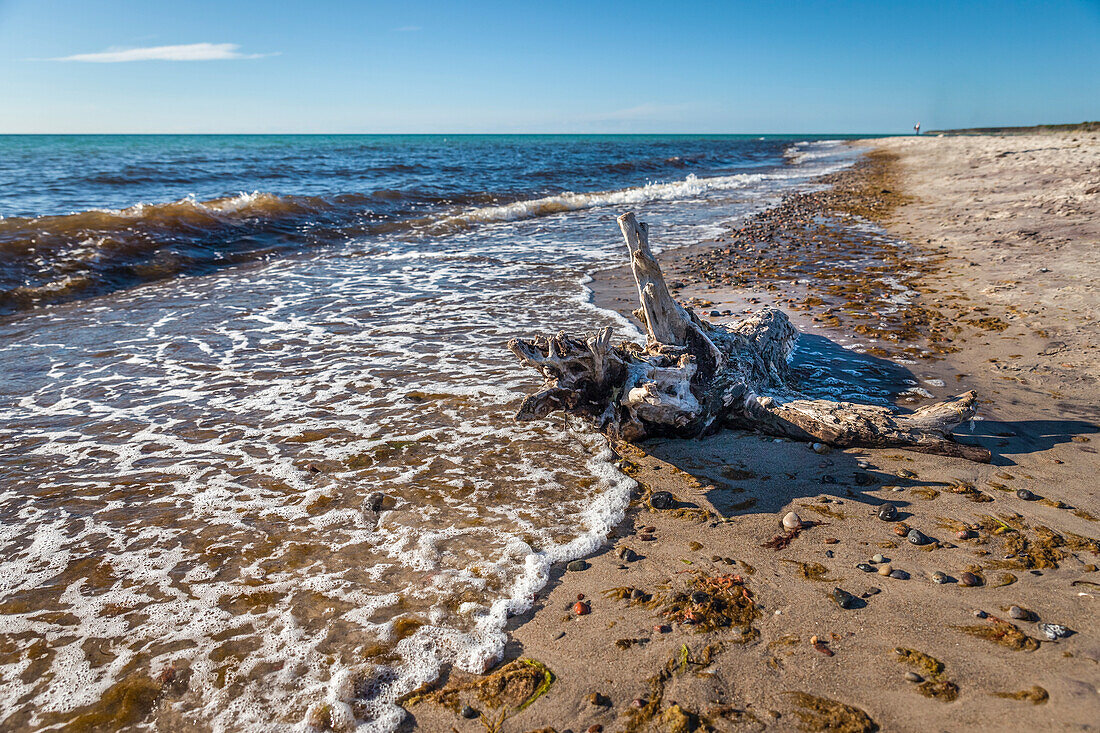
[[404, 132, 1100, 732]]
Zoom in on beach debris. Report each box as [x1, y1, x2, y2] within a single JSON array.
[[1007, 605, 1031, 620], [782, 511, 804, 530], [993, 686, 1049, 705], [877, 505, 898, 521], [566, 559, 589, 572], [871, 554, 887, 564], [763, 527, 803, 550], [894, 648, 959, 701], [586, 692, 612, 707], [907, 529, 929, 545], [784, 692, 877, 733], [654, 573, 758, 633], [889, 569, 909, 580], [931, 571, 949, 584], [587, 725, 603, 733], [508, 213, 990, 462], [857, 563, 875, 573], [363, 491, 395, 513], [904, 672, 923, 683], [1037, 623, 1071, 641], [781, 559, 834, 582], [618, 547, 639, 562], [572, 601, 590, 616], [460, 705, 478, 719], [877, 564, 893, 577], [1016, 489, 1035, 500]]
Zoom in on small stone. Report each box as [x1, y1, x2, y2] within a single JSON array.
[[907, 529, 928, 545], [461, 705, 478, 719], [587, 726, 603, 733], [897, 469, 917, 479], [822, 475, 838, 484], [1016, 489, 1035, 501], [904, 671, 923, 683], [857, 563, 875, 573], [618, 547, 639, 562], [690, 591, 709, 604], [650, 491, 674, 510], [643, 526, 656, 533], [956, 529, 971, 540], [931, 571, 948, 584], [364, 492, 395, 512], [824, 550, 834, 558], [782, 512, 803, 530], [973, 609, 988, 618], [654, 625, 670, 634], [889, 569, 909, 580], [586, 692, 610, 707], [305, 463, 322, 474], [863, 587, 882, 596], [831, 587, 857, 609], [959, 572, 981, 587], [573, 601, 590, 615], [630, 588, 646, 602], [631, 698, 647, 709], [1008, 605, 1029, 620], [872, 554, 887, 564], [710, 310, 721, 317], [812, 442, 830, 454], [878, 563, 893, 576], [878, 504, 898, 521], [824, 537, 839, 544], [893, 523, 911, 537], [855, 473, 876, 486], [1037, 623, 1071, 641], [567, 559, 590, 572]]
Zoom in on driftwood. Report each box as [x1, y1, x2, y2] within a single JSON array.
[[508, 212, 991, 463]]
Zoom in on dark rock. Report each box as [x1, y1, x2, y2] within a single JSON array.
[[973, 609, 988, 618], [889, 569, 910, 580], [618, 547, 639, 562], [855, 473, 876, 486], [959, 572, 981, 587], [567, 559, 590, 572], [650, 491, 674, 510], [856, 563, 875, 573], [710, 310, 721, 317], [690, 591, 710, 604], [825, 550, 834, 558], [1008, 605, 1029, 620], [862, 587, 882, 597], [878, 504, 898, 521], [907, 529, 928, 545], [822, 474, 838, 484], [931, 571, 949, 584], [1016, 489, 1035, 501], [363, 492, 395, 512], [956, 529, 972, 540], [461, 705, 478, 719], [831, 587, 857, 609]]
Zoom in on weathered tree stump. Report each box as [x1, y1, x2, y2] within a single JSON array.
[[508, 212, 990, 463]]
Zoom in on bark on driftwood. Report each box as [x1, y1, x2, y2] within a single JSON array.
[[508, 212, 991, 463]]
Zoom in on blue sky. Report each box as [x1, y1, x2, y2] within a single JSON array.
[[0, 0, 1097, 134]]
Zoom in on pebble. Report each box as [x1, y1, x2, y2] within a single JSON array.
[[956, 529, 971, 540], [855, 473, 876, 486], [878, 504, 898, 521], [573, 601, 590, 615], [630, 589, 646, 602], [872, 554, 887, 564], [822, 474, 838, 484], [904, 672, 924, 683], [824, 537, 839, 545], [863, 587, 882, 597], [631, 698, 647, 709], [1008, 605, 1029, 620], [782, 512, 803, 530], [893, 524, 911, 537], [690, 591, 710, 604], [654, 625, 670, 634], [878, 563, 893, 576], [959, 572, 981, 587], [931, 571, 948, 584], [831, 587, 857, 609], [1016, 489, 1035, 501], [1038, 623, 1071, 641], [812, 442, 830, 454], [897, 469, 917, 479], [461, 705, 478, 719], [907, 529, 929, 545], [973, 609, 988, 619], [363, 492, 395, 512], [567, 559, 589, 572], [710, 310, 721, 317], [889, 570, 910, 580], [650, 491, 674, 510], [643, 526, 656, 533], [857, 563, 875, 573], [587, 726, 603, 733], [824, 550, 834, 558], [618, 547, 639, 562]]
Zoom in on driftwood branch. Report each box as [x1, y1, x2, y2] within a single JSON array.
[[508, 212, 990, 463]]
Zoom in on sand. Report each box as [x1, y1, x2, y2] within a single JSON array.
[[403, 133, 1100, 732]]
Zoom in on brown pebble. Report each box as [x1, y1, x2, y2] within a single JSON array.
[[956, 529, 971, 540], [577, 593, 585, 601], [573, 601, 590, 615], [824, 538, 839, 544], [893, 524, 911, 537], [643, 526, 656, 533], [959, 572, 981, 587], [587, 726, 603, 733]]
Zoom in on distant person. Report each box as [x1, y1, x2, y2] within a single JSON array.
[[914, 122, 921, 135]]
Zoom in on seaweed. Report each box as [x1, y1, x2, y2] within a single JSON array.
[[993, 686, 1049, 705], [894, 648, 959, 701], [992, 573, 1018, 587], [403, 658, 554, 716], [623, 644, 725, 732], [953, 619, 1041, 651], [804, 504, 848, 520], [780, 559, 835, 582], [912, 487, 940, 501], [651, 573, 759, 633], [784, 692, 878, 733], [762, 527, 802, 550]]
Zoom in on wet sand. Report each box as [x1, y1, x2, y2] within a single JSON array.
[[403, 133, 1100, 732]]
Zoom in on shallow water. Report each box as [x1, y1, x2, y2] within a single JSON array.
[[0, 135, 860, 730]]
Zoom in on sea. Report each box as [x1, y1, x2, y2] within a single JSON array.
[[0, 134, 861, 731]]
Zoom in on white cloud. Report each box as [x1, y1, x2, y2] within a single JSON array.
[[50, 43, 273, 63]]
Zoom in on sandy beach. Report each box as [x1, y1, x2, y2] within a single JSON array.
[[403, 132, 1100, 732]]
